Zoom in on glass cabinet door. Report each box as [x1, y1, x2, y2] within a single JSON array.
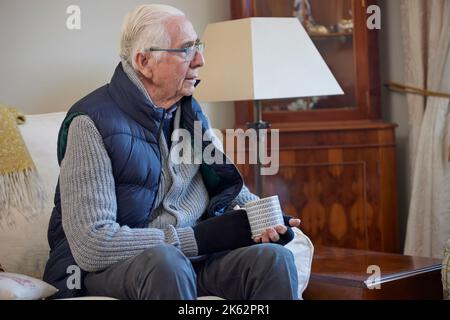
[[255, 0, 356, 113], [231, 0, 381, 124]]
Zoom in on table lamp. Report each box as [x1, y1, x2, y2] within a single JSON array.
[[195, 17, 343, 195]]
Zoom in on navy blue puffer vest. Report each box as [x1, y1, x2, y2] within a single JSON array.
[[43, 63, 244, 298]]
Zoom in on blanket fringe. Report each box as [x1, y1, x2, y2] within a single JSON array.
[[0, 168, 48, 228]]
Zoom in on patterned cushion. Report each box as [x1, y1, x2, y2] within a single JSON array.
[[0, 272, 58, 300], [443, 239, 450, 300]]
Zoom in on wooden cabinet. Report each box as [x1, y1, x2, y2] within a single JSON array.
[[303, 246, 443, 300], [230, 0, 399, 252], [232, 121, 398, 252]]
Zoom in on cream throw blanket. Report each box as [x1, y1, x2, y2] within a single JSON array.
[[0, 105, 46, 226]]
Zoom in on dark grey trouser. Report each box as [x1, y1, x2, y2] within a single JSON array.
[[84, 243, 298, 300]]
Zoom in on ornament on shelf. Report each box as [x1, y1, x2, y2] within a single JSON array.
[[293, 0, 329, 35], [337, 19, 353, 33], [336, 9, 354, 34], [286, 97, 322, 111]]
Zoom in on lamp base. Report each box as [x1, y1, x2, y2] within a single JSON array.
[[245, 101, 271, 197]]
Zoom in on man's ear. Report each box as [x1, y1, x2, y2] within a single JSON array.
[[134, 52, 153, 79]]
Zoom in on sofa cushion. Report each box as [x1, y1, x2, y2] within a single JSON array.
[[286, 227, 314, 299], [0, 272, 58, 300], [0, 112, 66, 279]]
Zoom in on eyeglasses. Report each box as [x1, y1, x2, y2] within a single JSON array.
[[147, 41, 205, 62]]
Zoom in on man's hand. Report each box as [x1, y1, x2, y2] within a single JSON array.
[[253, 217, 301, 243]]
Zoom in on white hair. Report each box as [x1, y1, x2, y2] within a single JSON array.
[[120, 4, 185, 69]]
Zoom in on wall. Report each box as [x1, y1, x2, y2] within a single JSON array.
[[379, 0, 410, 249], [0, 0, 234, 129]]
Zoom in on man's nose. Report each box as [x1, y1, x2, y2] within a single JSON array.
[[190, 50, 205, 68]]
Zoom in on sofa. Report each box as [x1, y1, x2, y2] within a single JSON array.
[[0, 112, 315, 300]]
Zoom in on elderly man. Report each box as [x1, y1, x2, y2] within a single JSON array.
[[43, 4, 300, 300]]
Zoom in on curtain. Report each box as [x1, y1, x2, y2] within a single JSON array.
[[402, 0, 450, 258]]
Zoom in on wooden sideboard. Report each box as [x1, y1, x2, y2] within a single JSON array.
[[303, 246, 443, 300], [228, 120, 399, 253]]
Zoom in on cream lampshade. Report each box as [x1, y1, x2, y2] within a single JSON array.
[[194, 17, 343, 102], [194, 17, 344, 195]]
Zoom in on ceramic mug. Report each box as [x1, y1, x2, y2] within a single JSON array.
[[244, 195, 284, 238]]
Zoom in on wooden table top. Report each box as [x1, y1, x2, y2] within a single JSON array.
[[310, 246, 442, 288]]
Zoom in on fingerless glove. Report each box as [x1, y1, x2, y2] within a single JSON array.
[[193, 209, 255, 255], [274, 215, 295, 245]]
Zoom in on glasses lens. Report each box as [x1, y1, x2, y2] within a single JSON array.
[[185, 47, 195, 61], [196, 42, 204, 53], [185, 42, 204, 61]]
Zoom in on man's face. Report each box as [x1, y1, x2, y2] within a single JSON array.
[[146, 16, 204, 102]]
